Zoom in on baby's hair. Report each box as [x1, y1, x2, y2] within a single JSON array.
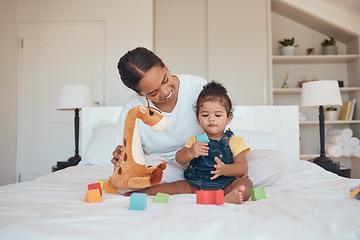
[[195, 81, 233, 118]]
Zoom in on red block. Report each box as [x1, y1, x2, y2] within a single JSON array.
[[88, 182, 102, 196], [196, 190, 224, 205]]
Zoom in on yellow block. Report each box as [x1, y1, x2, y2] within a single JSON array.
[[350, 188, 360, 198], [97, 179, 108, 190], [85, 189, 102, 203], [105, 180, 118, 193]]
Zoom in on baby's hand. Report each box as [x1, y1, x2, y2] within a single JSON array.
[[210, 157, 227, 180], [189, 142, 209, 158]]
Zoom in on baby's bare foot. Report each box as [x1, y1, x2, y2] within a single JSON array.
[[224, 185, 246, 204]]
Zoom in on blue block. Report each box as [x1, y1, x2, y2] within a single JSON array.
[[129, 193, 147, 210], [196, 132, 210, 143], [356, 193, 360, 200]]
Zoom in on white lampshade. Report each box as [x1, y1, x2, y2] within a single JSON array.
[[301, 80, 342, 108], [57, 85, 94, 110]]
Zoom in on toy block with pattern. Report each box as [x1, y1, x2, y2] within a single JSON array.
[[85, 189, 102, 203], [105, 179, 118, 193], [196, 190, 224, 205], [349, 185, 360, 192], [130, 193, 147, 210], [196, 132, 210, 143], [350, 188, 360, 198], [154, 192, 169, 203], [88, 182, 102, 196], [97, 179, 108, 190], [250, 187, 266, 201]]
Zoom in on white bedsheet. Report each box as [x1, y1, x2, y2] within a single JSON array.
[[1, 160, 359, 240]]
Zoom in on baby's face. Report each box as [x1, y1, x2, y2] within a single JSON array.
[[197, 100, 231, 139]]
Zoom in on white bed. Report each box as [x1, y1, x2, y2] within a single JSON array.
[[1, 106, 359, 240]]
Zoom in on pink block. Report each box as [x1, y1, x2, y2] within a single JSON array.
[[88, 182, 102, 196], [196, 190, 224, 205]]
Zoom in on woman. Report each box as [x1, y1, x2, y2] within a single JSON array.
[[111, 47, 207, 182]]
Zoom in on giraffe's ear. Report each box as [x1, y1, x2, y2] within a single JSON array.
[[139, 106, 147, 114]]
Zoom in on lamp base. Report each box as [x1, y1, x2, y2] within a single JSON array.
[[67, 155, 81, 165], [312, 156, 339, 171], [56, 155, 81, 169]]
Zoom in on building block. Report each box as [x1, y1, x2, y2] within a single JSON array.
[[129, 193, 147, 210], [88, 182, 102, 196], [105, 180, 118, 193], [356, 193, 360, 200], [349, 185, 360, 193], [350, 188, 360, 198], [250, 187, 266, 201], [85, 189, 102, 203], [196, 190, 224, 205], [196, 132, 210, 143], [154, 192, 169, 203], [97, 179, 108, 190]]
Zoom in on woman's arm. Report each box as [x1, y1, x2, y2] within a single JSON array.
[[210, 150, 248, 180]]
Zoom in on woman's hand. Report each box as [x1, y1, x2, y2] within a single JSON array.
[[189, 142, 209, 158], [111, 145, 124, 167], [210, 157, 227, 180]]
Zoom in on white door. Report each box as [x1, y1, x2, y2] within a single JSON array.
[[18, 22, 104, 182]]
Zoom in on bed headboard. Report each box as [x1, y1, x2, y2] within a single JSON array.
[[81, 105, 299, 161]]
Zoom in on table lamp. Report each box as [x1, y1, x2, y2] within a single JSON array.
[[300, 80, 342, 170], [57, 85, 94, 167]]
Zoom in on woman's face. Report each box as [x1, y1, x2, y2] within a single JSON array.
[[137, 66, 179, 105]]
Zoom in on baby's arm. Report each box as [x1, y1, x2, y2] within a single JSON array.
[[175, 142, 209, 164], [210, 151, 248, 180]]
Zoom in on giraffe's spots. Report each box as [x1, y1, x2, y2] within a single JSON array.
[[124, 153, 127, 161], [118, 167, 122, 175], [123, 139, 126, 147]]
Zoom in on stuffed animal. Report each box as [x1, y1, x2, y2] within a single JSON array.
[[109, 105, 167, 189]]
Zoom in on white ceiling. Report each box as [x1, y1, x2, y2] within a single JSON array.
[[320, 0, 360, 17]]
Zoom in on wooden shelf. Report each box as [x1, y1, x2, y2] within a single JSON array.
[[300, 120, 360, 125], [272, 54, 359, 64], [300, 154, 360, 161], [273, 87, 360, 94]]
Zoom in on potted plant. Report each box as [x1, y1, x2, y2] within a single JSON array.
[[278, 37, 299, 56], [325, 107, 338, 121], [322, 36, 337, 55]]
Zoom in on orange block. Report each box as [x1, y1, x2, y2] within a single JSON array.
[[350, 188, 360, 198], [105, 180, 118, 193], [85, 189, 102, 203]]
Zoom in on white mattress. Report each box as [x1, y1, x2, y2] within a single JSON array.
[[1, 160, 359, 240]]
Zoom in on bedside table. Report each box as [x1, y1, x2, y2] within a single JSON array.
[[52, 160, 79, 172], [329, 167, 351, 178], [309, 159, 352, 178]]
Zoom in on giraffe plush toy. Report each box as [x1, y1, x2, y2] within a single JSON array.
[[109, 105, 167, 189]]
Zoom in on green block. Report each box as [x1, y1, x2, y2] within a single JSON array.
[[250, 187, 266, 201], [154, 192, 169, 203]]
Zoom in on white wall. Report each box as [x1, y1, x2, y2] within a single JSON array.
[[0, 0, 153, 186], [0, 0, 18, 185]]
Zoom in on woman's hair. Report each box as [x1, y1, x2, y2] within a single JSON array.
[[117, 47, 165, 93], [195, 81, 233, 117]]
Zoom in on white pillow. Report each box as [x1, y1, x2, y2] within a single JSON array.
[[247, 149, 286, 188], [80, 125, 285, 187], [232, 130, 279, 150], [80, 124, 117, 166]]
